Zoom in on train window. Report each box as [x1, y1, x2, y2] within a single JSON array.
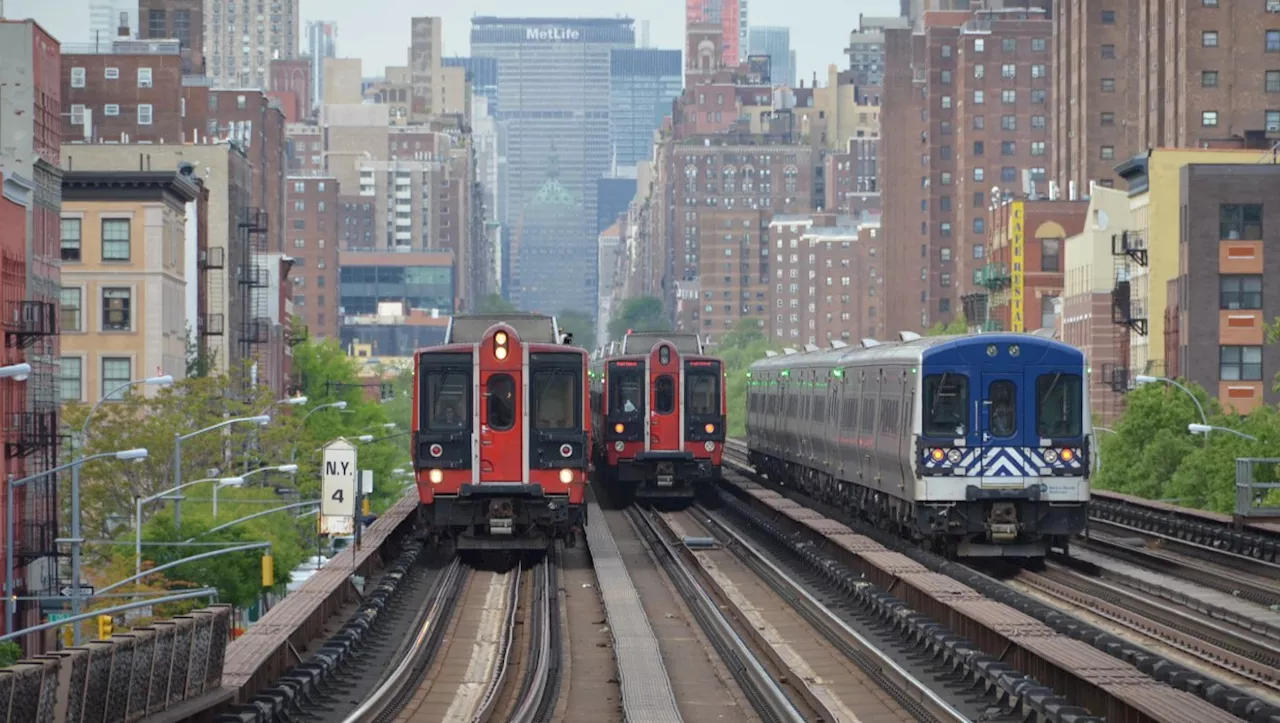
[[425, 369, 469, 431], [813, 397, 826, 422], [532, 370, 580, 430], [655, 375, 676, 414], [860, 399, 876, 434], [686, 369, 720, 415], [880, 400, 899, 434], [923, 373, 968, 437], [989, 380, 1017, 438], [1036, 373, 1083, 438], [609, 365, 645, 414], [486, 374, 516, 431]]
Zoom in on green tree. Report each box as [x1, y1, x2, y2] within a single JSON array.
[[183, 323, 217, 378], [714, 318, 779, 438], [556, 309, 595, 348], [477, 293, 518, 314], [608, 296, 670, 341], [925, 313, 969, 336], [0, 642, 21, 668]]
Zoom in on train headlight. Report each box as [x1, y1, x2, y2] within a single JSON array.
[[930, 448, 945, 462], [704, 423, 715, 434], [559, 468, 574, 484], [704, 441, 715, 452], [1060, 449, 1075, 462], [614, 441, 625, 452], [946, 448, 963, 464], [428, 469, 444, 484], [495, 331, 508, 345], [614, 423, 625, 434], [495, 346, 509, 360], [1042, 449, 1059, 464], [494, 330, 509, 360]]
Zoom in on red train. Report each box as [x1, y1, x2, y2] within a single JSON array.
[[412, 314, 589, 551], [589, 331, 726, 506]]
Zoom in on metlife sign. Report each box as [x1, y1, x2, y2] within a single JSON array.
[[525, 27, 582, 42]]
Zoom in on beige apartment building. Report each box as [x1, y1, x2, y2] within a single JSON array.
[[58, 170, 199, 403]]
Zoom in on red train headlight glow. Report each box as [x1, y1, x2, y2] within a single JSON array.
[[559, 468, 574, 483], [614, 423, 624, 433], [704, 423, 715, 434], [428, 469, 443, 484]]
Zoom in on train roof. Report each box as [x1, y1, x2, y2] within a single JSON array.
[[445, 313, 561, 344], [748, 332, 1084, 373], [621, 331, 703, 355]]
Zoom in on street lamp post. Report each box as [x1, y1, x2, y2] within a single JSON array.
[[70, 374, 172, 638], [135, 476, 245, 583], [214, 464, 298, 518], [289, 401, 348, 462], [0, 363, 32, 380], [1188, 423, 1258, 442], [5, 448, 148, 637], [173, 415, 271, 526], [1135, 375, 1209, 430]]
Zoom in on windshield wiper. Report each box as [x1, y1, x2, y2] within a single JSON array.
[[929, 371, 949, 419]]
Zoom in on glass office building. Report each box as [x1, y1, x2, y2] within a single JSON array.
[[747, 26, 794, 88], [471, 17, 635, 316], [609, 48, 682, 169]]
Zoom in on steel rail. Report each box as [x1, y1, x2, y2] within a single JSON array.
[[628, 506, 806, 723], [470, 564, 525, 723], [344, 557, 468, 723], [508, 558, 556, 723], [694, 504, 970, 723]]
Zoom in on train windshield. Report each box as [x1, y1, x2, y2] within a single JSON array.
[[423, 368, 470, 432], [655, 376, 675, 414], [608, 363, 644, 414], [923, 373, 968, 437], [686, 362, 721, 415], [532, 369, 580, 430], [1036, 372, 1083, 438], [486, 374, 516, 431]]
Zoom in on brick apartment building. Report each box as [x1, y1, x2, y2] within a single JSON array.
[[880, 5, 1052, 332], [137, 0, 203, 75], [62, 40, 187, 144], [286, 176, 340, 339]]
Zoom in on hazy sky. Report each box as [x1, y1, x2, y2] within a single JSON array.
[[6, 0, 895, 81]]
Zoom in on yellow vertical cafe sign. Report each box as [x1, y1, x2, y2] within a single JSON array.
[[1009, 201, 1025, 332]]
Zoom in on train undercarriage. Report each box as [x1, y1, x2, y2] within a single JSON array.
[[422, 484, 586, 553]]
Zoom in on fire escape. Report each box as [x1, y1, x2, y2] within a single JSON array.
[[198, 245, 225, 341], [966, 262, 1009, 331], [1106, 230, 1148, 397], [3, 299, 61, 572], [237, 207, 270, 380]]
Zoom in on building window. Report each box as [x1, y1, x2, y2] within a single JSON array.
[[1268, 110, 1280, 131], [1001, 166, 1017, 182], [973, 141, 985, 155], [973, 38, 984, 52], [1101, 111, 1116, 126], [1001, 141, 1016, 156], [1202, 110, 1219, 127], [973, 115, 985, 129], [974, 244, 986, 259], [1269, 30, 1280, 52], [1041, 238, 1061, 272], [70, 67, 85, 88], [941, 44, 952, 57], [1101, 78, 1116, 92], [61, 357, 82, 402], [972, 90, 984, 104], [1203, 70, 1219, 87], [940, 273, 952, 288], [1031, 38, 1046, 52], [61, 217, 81, 261], [1002, 38, 1016, 53], [1101, 145, 1115, 159], [59, 287, 81, 332], [1220, 346, 1263, 381], [940, 222, 952, 237], [940, 172, 952, 185], [973, 167, 985, 181], [1031, 89, 1046, 104], [70, 104, 85, 126], [941, 69, 951, 84], [1101, 10, 1116, 23], [974, 217, 985, 234], [974, 64, 984, 78], [1268, 71, 1280, 92], [1001, 115, 1016, 130], [138, 104, 153, 125], [1001, 89, 1016, 104], [1102, 44, 1116, 59], [973, 191, 985, 207], [940, 247, 952, 262], [1032, 64, 1046, 78], [1220, 275, 1263, 309], [1031, 141, 1046, 156], [940, 145, 952, 160], [1220, 203, 1263, 239], [137, 67, 153, 87], [102, 358, 132, 400], [102, 218, 131, 260], [102, 287, 132, 331], [1001, 63, 1015, 79], [940, 196, 952, 211]]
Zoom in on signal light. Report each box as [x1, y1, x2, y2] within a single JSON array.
[[1060, 449, 1075, 462], [97, 615, 113, 640], [704, 423, 715, 434], [614, 423, 624, 433], [495, 330, 509, 360], [930, 449, 945, 462]]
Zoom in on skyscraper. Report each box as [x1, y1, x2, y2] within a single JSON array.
[[471, 17, 635, 315], [747, 26, 793, 87], [306, 21, 337, 111], [610, 48, 681, 168], [205, 0, 299, 88]]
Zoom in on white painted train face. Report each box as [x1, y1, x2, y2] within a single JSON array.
[[911, 348, 1089, 503]]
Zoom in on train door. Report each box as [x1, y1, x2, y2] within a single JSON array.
[[479, 348, 523, 483], [647, 342, 681, 452], [978, 372, 1027, 482]]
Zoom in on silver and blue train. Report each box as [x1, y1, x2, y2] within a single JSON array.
[[745, 332, 1092, 559]]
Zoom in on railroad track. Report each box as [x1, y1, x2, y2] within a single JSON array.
[[720, 439, 1277, 722], [343, 553, 561, 723], [625, 504, 808, 723]]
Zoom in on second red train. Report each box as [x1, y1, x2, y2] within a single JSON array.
[[589, 331, 726, 507]]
